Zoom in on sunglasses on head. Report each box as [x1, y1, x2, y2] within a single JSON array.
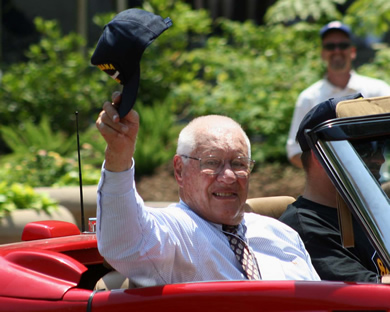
[[322, 42, 351, 51]]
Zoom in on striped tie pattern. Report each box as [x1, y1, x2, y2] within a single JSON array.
[[223, 224, 261, 280]]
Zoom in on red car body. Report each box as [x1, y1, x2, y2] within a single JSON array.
[[3, 98, 390, 311], [1, 220, 390, 312]]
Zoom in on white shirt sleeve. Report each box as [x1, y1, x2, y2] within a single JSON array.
[[286, 94, 315, 159], [96, 161, 166, 284], [96, 162, 203, 286]]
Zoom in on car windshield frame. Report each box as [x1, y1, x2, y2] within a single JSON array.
[[304, 114, 390, 270]]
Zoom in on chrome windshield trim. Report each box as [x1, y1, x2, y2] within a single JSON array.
[[317, 140, 390, 268]]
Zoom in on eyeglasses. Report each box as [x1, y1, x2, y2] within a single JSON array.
[[352, 140, 386, 158], [322, 42, 351, 51], [180, 155, 255, 178]]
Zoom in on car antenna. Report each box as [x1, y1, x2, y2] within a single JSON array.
[[75, 111, 86, 232]]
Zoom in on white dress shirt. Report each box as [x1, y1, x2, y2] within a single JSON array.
[[97, 162, 320, 287], [286, 71, 390, 159]]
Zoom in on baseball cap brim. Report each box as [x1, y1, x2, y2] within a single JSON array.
[[119, 64, 140, 118]]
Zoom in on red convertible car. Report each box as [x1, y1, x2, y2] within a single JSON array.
[[1, 96, 390, 311]]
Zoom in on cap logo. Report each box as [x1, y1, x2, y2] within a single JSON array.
[[91, 9, 173, 117], [327, 21, 343, 28], [97, 63, 122, 84]]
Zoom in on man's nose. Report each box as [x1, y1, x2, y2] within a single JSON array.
[[216, 163, 237, 183]]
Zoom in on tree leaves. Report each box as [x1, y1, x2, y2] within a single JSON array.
[[265, 0, 345, 25]]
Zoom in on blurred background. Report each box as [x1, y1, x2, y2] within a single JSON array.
[[1, 0, 390, 208]]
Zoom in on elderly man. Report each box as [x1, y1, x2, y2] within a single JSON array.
[[95, 92, 319, 287]]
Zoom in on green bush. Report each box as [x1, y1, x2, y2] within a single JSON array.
[[358, 47, 390, 84], [54, 163, 101, 187], [118, 0, 325, 162], [2, 0, 390, 173], [134, 101, 182, 176], [0, 115, 75, 162], [163, 18, 323, 162], [0, 150, 100, 187], [0, 100, 179, 186], [0, 182, 58, 218], [0, 4, 189, 178], [0, 115, 102, 187], [0, 17, 117, 137]]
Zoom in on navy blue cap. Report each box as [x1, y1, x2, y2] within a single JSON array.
[[320, 21, 352, 39], [297, 93, 363, 152], [91, 9, 172, 117]]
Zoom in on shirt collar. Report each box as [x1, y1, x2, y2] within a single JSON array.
[[179, 199, 248, 236], [324, 70, 358, 92]]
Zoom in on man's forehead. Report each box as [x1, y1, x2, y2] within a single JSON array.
[[196, 135, 248, 155]]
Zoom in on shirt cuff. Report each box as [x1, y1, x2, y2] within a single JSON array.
[[98, 159, 135, 195]]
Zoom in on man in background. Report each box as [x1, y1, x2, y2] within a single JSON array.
[[286, 21, 390, 168]]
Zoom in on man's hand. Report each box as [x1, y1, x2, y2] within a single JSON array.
[[96, 92, 139, 172]]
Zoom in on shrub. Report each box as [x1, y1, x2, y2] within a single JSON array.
[[2, 0, 390, 170], [0, 115, 75, 163], [0, 148, 102, 187], [0, 17, 117, 138], [164, 19, 323, 162], [0, 182, 58, 218], [134, 101, 182, 176], [0, 115, 102, 187]]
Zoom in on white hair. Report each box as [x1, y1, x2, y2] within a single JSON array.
[[176, 115, 251, 159]]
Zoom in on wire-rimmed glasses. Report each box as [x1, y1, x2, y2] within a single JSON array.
[[180, 155, 255, 178]]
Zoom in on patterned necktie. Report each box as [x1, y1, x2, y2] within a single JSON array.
[[222, 224, 261, 280]]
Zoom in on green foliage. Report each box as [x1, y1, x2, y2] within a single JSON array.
[[67, 101, 181, 178], [265, 0, 346, 25], [164, 18, 323, 161], [134, 101, 182, 176], [0, 182, 58, 218], [265, 0, 390, 39], [92, 12, 116, 28], [2, 0, 390, 183], [135, 0, 213, 108], [0, 150, 71, 187], [357, 47, 390, 83], [0, 115, 74, 162], [0, 17, 117, 137], [0, 112, 105, 187], [345, 0, 390, 37], [77, 126, 106, 167], [54, 163, 101, 187], [0, 146, 101, 187], [1, 0, 389, 219]]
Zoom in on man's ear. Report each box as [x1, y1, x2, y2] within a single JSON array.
[[173, 155, 184, 187]]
